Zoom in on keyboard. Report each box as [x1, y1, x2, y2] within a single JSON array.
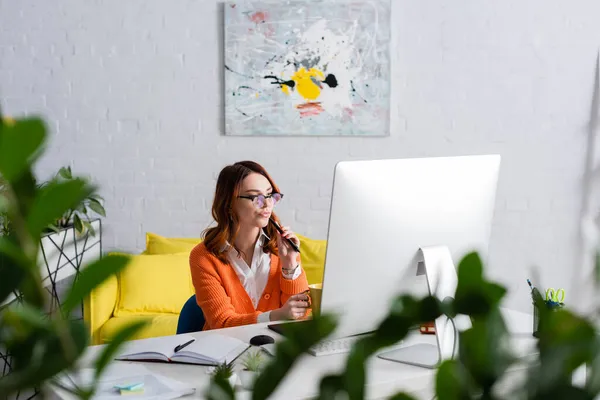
[[308, 336, 362, 357]]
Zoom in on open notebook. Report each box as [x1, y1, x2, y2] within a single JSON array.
[[115, 334, 249, 366]]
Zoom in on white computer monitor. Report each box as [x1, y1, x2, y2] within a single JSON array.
[[319, 155, 501, 350]]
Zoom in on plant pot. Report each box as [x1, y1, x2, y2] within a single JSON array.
[[228, 373, 239, 389], [239, 370, 258, 390]]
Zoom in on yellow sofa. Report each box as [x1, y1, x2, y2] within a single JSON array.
[[85, 232, 327, 345]]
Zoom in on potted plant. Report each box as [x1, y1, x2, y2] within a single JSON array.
[[43, 165, 106, 236], [34, 165, 106, 319], [212, 362, 238, 390], [239, 350, 265, 390]]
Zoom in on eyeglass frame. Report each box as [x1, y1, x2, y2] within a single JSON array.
[[237, 192, 284, 208]]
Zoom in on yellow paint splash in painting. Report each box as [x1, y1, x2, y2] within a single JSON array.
[[280, 67, 325, 100]]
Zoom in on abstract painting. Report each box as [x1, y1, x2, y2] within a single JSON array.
[[224, 0, 391, 136]]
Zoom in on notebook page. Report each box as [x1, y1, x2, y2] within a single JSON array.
[[117, 334, 196, 360], [172, 334, 247, 364]]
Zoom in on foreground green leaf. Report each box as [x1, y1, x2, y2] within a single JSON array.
[[2, 303, 53, 336], [0, 243, 26, 305], [206, 375, 235, 400], [0, 319, 88, 395], [458, 309, 513, 393], [62, 254, 131, 315], [317, 374, 344, 400], [533, 308, 596, 394], [454, 252, 506, 319], [388, 393, 418, 400], [436, 360, 473, 400], [0, 118, 46, 182], [586, 336, 600, 395]]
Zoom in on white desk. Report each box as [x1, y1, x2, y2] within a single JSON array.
[[47, 308, 535, 400]]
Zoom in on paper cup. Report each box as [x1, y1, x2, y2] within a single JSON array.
[[308, 283, 322, 316]]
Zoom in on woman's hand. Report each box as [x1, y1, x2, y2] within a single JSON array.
[[276, 225, 300, 270], [271, 293, 310, 321]]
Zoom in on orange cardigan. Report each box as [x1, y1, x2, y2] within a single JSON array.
[[189, 243, 309, 330]]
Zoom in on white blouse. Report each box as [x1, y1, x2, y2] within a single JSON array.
[[227, 230, 301, 322]]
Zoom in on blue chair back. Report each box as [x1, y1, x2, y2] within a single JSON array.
[[176, 294, 205, 334]]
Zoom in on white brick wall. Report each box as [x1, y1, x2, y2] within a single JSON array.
[[2, 0, 600, 312]]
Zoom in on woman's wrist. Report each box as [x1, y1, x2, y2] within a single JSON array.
[[270, 308, 281, 321]]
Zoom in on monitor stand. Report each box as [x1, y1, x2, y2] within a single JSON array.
[[377, 245, 464, 369], [378, 343, 439, 369]]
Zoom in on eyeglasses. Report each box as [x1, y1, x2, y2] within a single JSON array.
[[238, 193, 283, 208]]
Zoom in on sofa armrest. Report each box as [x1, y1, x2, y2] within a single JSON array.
[[84, 274, 118, 345]]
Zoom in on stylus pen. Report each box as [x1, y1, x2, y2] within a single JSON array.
[[174, 338, 195, 353], [269, 218, 301, 254]]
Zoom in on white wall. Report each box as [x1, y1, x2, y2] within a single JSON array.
[[1, 0, 599, 311]]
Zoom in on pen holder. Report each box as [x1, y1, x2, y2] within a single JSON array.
[[532, 301, 564, 338]]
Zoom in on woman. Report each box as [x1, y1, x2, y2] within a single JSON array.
[[189, 161, 310, 330]]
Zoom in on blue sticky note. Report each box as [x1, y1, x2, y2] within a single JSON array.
[[114, 382, 144, 391]]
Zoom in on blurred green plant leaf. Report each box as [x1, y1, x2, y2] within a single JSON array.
[[0, 240, 26, 305], [317, 374, 344, 400], [2, 303, 53, 335], [0, 118, 46, 182], [62, 254, 131, 315], [436, 360, 473, 400], [206, 364, 235, 400], [0, 319, 88, 395], [252, 314, 337, 400], [388, 394, 418, 400], [93, 320, 148, 381], [454, 252, 506, 319], [8, 169, 38, 234], [534, 308, 595, 393], [530, 383, 593, 400], [458, 308, 513, 393], [26, 178, 93, 237], [586, 337, 600, 395]]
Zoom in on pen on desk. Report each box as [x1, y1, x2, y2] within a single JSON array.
[[174, 338, 195, 353]]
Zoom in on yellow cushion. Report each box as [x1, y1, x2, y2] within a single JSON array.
[[145, 232, 200, 255], [297, 234, 326, 285], [114, 252, 195, 316], [100, 314, 179, 343]]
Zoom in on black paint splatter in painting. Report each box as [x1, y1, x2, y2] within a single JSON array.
[[225, 65, 254, 79], [350, 80, 368, 103], [264, 75, 295, 89], [232, 85, 259, 97], [236, 108, 250, 117], [265, 54, 278, 67], [323, 74, 338, 88]]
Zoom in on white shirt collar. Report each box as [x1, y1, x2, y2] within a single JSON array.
[[222, 229, 270, 254]]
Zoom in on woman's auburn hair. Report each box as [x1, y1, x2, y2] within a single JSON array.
[[202, 161, 282, 263]]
